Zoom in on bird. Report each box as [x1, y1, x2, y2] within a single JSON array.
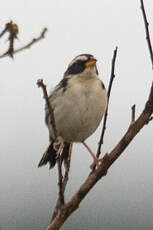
[[38, 54, 107, 169]]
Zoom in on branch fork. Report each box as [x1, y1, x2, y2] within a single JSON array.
[[0, 21, 47, 58]]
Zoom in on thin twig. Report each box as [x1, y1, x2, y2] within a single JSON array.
[[140, 0, 153, 68], [14, 27, 47, 54], [96, 47, 118, 159], [131, 104, 136, 124], [38, 79, 72, 220], [0, 21, 11, 38], [37, 79, 57, 138], [0, 27, 47, 58], [37, 79, 64, 213], [51, 144, 72, 222], [57, 157, 65, 205], [0, 26, 8, 38], [62, 144, 72, 192]]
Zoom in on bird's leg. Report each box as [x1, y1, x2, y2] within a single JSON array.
[[82, 141, 103, 169], [53, 136, 64, 156]]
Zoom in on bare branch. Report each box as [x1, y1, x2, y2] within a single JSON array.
[[51, 144, 72, 222], [140, 0, 153, 68], [37, 79, 73, 222], [37, 79, 57, 138], [109, 83, 153, 165], [62, 144, 72, 192], [0, 27, 47, 58], [96, 47, 118, 158], [14, 27, 47, 54], [0, 26, 8, 38], [57, 157, 65, 205], [0, 21, 12, 38]]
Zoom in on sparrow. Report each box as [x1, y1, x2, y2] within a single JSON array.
[[38, 54, 107, 169]]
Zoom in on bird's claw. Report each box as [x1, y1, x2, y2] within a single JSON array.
[[53, 136, 64, 157], [90, 158, 103, 170]]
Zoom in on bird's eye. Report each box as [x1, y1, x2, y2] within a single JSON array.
[[66, 60, 85, 75]]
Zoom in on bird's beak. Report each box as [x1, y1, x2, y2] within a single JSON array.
[[85, 58, 97, 67]]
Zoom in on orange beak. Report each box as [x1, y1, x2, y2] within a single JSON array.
[[85, 59, 97, 67]]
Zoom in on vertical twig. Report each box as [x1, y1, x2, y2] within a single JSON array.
[[62, 144, 72, 192], [96, 47, 118, 158], [7, 22, 19, 58], [0, 22, 10, 38], [131, 104, 136, 124], [0, 21, 19, 58], [57, 157, 65, 204], [51, 144, 72, 222], [140, 0, 153, 68], [37, 79, 69, 221], [37, 79, 57, 137]]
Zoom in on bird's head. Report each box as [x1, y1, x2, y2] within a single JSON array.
[[64, 54, 98, 78]]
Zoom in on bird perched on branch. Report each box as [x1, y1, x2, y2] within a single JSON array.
[[38, 54, 107, 169]]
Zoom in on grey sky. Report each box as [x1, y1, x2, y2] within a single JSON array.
[[0, 0, 153, 230]]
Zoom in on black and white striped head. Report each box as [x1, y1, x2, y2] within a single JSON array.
[[64, 54, 98, 77]]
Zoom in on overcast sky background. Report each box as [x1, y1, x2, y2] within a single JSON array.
[[0, 0, 153, 230]]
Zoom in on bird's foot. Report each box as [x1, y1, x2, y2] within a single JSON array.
[[90, 158, 103, 170], [53, 136, 64, 156], [82, 141, 103, 169]]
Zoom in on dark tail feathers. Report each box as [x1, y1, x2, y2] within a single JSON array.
[[38, 141, 70, 169]]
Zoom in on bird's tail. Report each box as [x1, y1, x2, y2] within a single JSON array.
[[38, 141, 70, 169]]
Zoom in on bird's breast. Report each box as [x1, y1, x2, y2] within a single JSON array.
[[50, 78, 107, 142]]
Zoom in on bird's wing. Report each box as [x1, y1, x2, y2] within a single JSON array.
[[45, 77, 70, 139]]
